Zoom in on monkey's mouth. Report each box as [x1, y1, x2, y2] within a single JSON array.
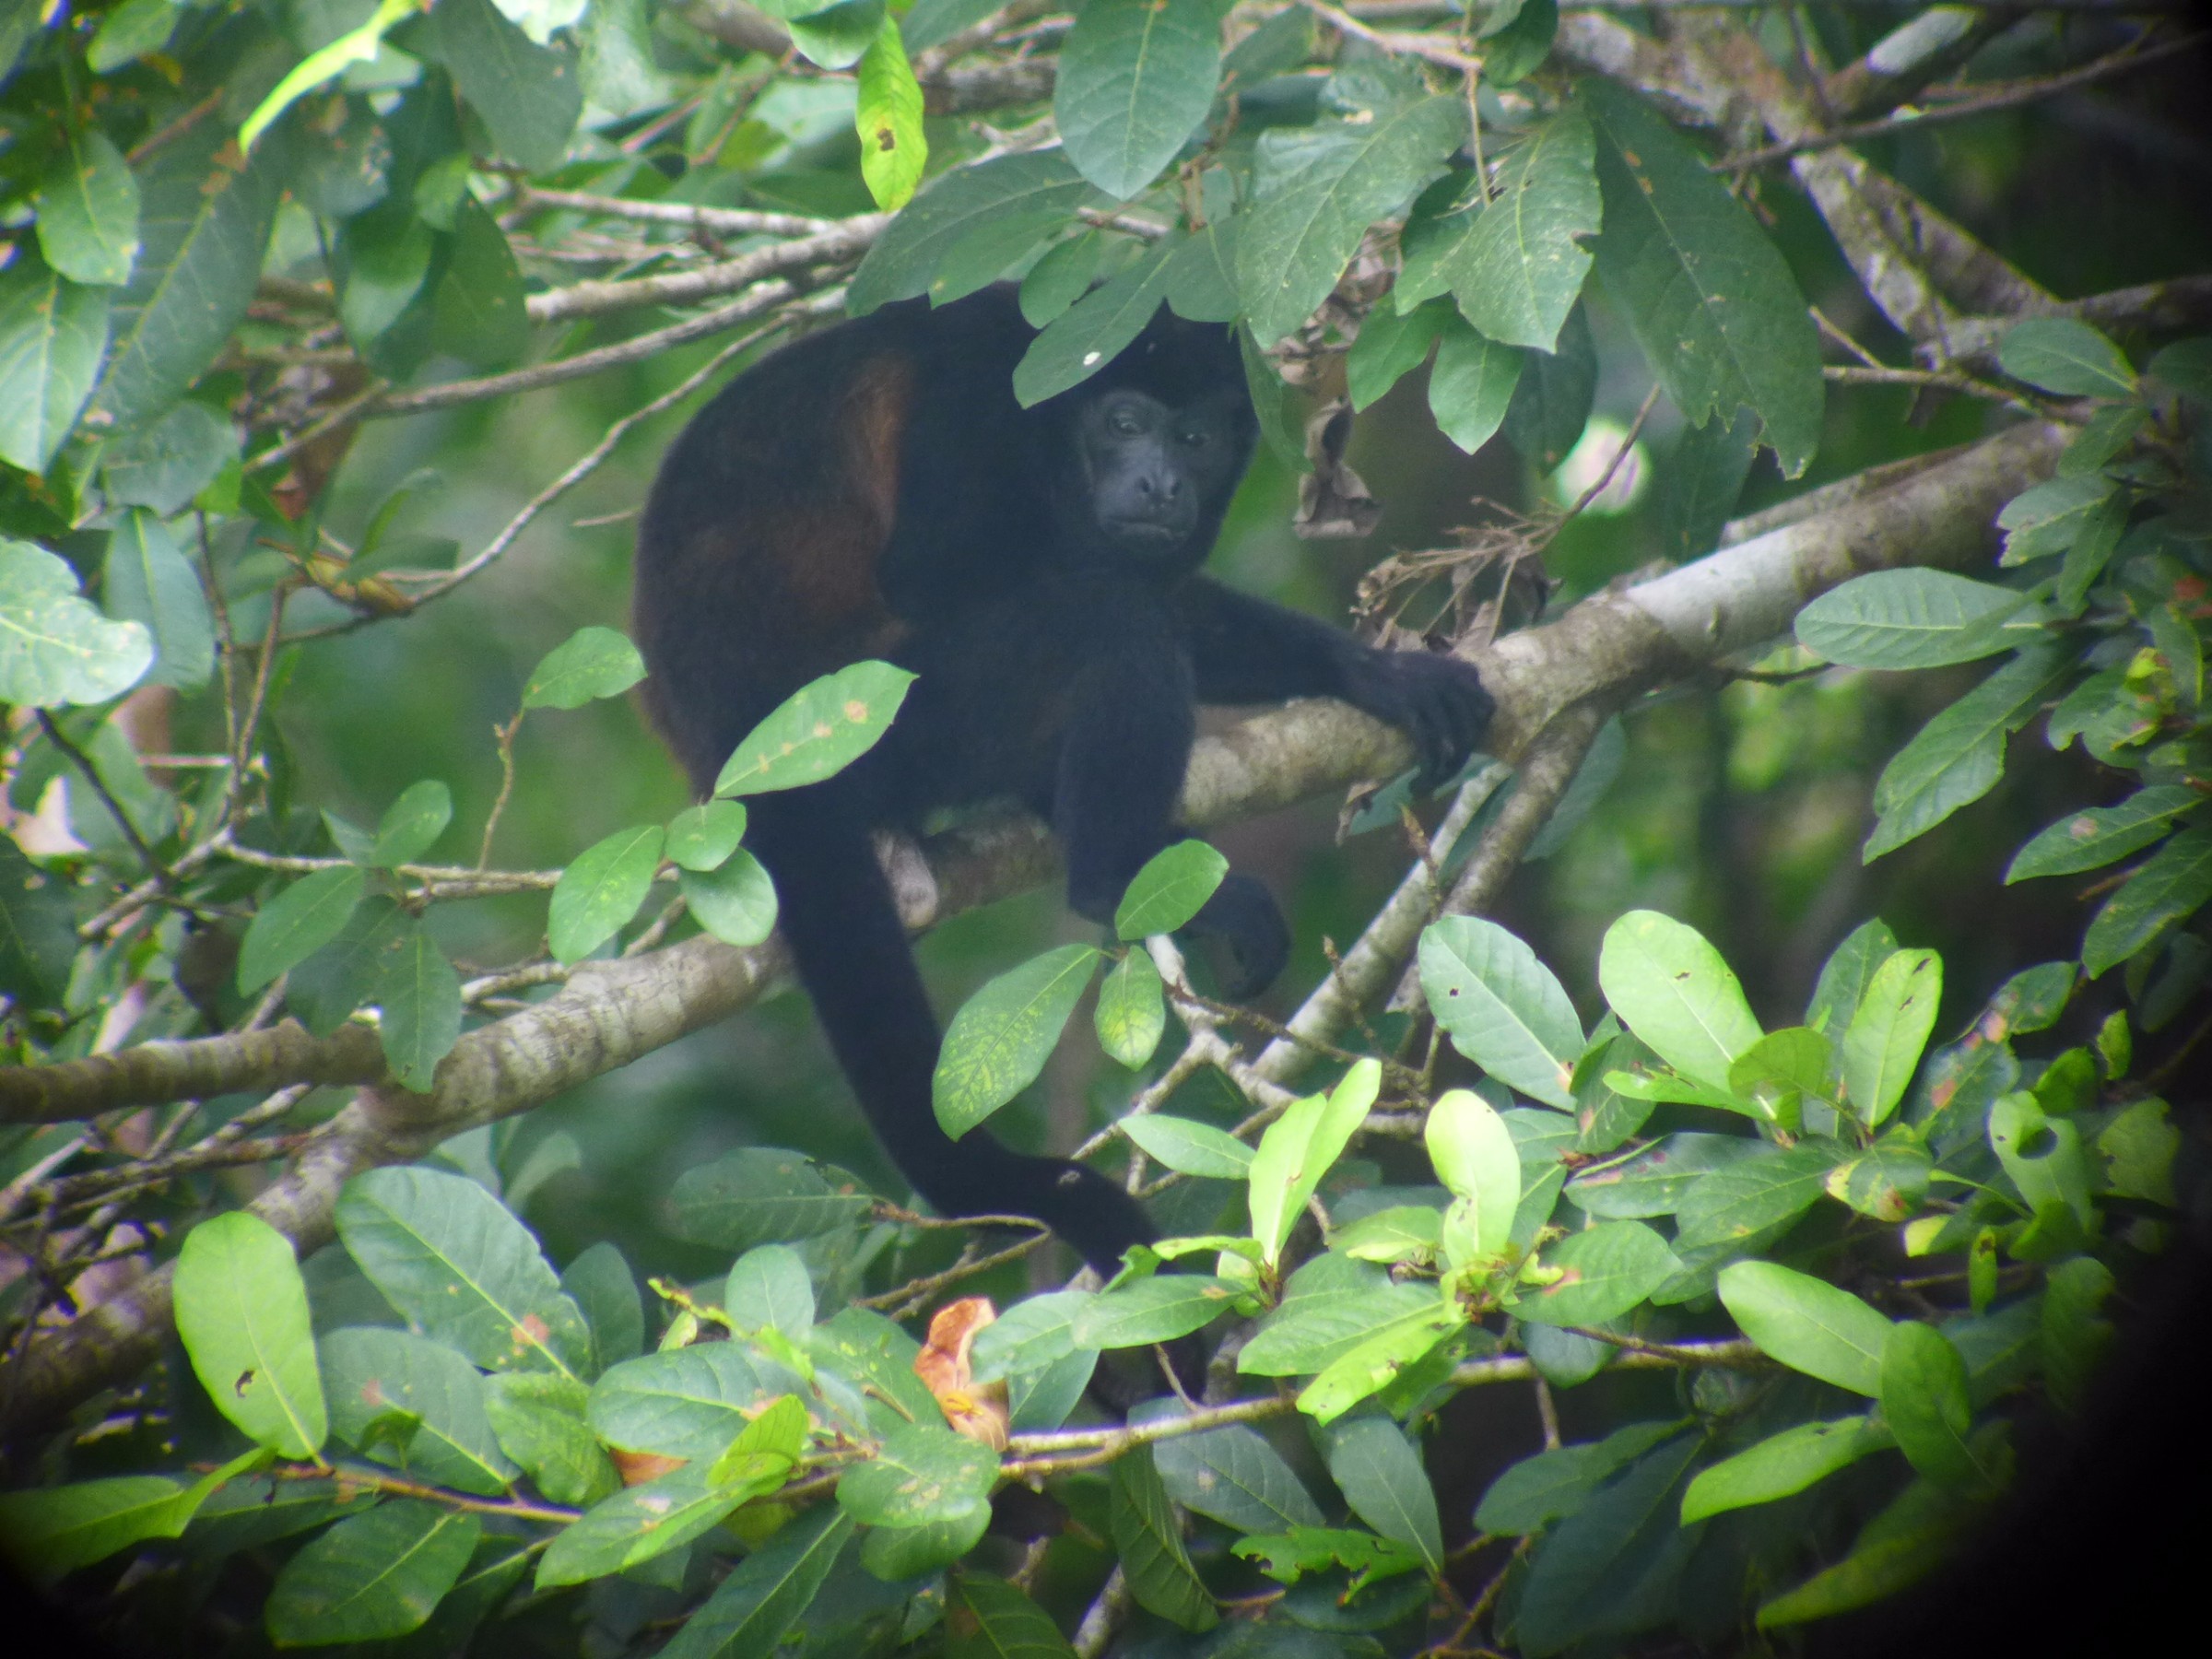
[[1101, 517, 1188, 547]]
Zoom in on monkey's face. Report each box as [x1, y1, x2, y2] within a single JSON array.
[[1066, 387, 1246, 567]]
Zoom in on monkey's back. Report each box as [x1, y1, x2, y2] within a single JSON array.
[[633, 292, 1033, 794]]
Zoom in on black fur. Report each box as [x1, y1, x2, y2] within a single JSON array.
[[633, 286, 1492, 1274]]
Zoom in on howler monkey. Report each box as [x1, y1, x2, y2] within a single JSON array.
[[633, 285, 1491, 1276]]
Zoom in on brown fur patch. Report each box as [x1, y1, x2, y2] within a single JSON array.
[[775, 353, 912, 636]]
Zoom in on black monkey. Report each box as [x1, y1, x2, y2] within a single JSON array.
[[633, 286, 1491, 1275]]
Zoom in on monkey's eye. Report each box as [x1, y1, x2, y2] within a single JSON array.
[[1180, 429, 1211, 450], [1109, 408, 1144, 437]]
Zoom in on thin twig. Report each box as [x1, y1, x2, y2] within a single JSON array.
[[1720, 31, 2207, 171]]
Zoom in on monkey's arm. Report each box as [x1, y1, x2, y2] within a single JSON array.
[[1051, 617, 1289, 996], [1178, 577, 1493, 790]]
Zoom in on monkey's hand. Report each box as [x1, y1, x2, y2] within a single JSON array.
[[1180, 871, 1291, 1000], [1343, 649, 1494, 794]]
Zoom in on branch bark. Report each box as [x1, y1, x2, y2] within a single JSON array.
[[0, 420, 2065, 1434]]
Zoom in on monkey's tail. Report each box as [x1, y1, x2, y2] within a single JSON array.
[[745, 794, 1157, 1277]]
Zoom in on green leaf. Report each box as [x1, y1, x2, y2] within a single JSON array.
[[1728, 1025, 1839, 1126], [1795, 570, 2038, 670], [1247, 1059, 1381, 1268], [174, 1212, 327, 1459], [0, 840, 76, 1004], [425, 194, 527, 367], [1566, 1132, 1767, 1218], [549, 825, 665, 963], [1022, 230, 1107, 326], [1997, 317, 2136, 398], [1055, 0, 1220, 199], [1428, 312, 1524, 453], [91, 127, 282, 430], [2041, 1254, 2115, 1412], [1145, 1408, 1325, 1533], [321, 1326, 516, 1496], [588, 1344, 771, 1459], [668, 1147, 874, 1250], [1680, 1416, 1893, 1524], [1865, 646, 2071, 860], [0, 539, 149, 707], [1237, 1253, 1434, 1376], [1653, 404, 1756, 561], [286, 895, 405, 1035], [1672, 1142, 1838, 1253], [1425, 1089, 1520, 1256], [1123, 1112, 1253, 1178], [266, 1500, 480, 1646], [432, 0, 582, 172], [0, 264, 110, 474], [1582, 76, 1822, 477], [1115, 839, 1230, 938], [1824, 1141, 1932, 1222], [934, 943, 1101, 1136], [715, 660, 914, 795], [2008, 787, 2199, 883], [335, 206, 430, 347], [1013, 237, 1178, 406], [1839, 948, 1942, 1127], [1074, 1276, 1238, 1349], [535, 1465, 759, 1587], [851, 152, 1092, 315], [862, 1501, 991, 1579], [1419, 915, 1583, 1108], [969, 1288, 1093, 1381], [372, 779, 454, 867], [855, 16, 927, 210], [1756, 1473, 1983, 1629], [1348, 298, 1450, 411], [2082, 826, 2212, 977], [102, 509, 212, 689], [1807, 919, 1900, 1035], [786, 0, 885, 70], [1112, 1445, 1218, 1630], [374, 918, 464, 1092], [240, 0, 418, 151], [1512, 1432, 1702, 1654], [947, 1572, 1079, 1659], [2099, 1098, 2179, 1206], [681, 848, 779, 947], [1718, 1261, 1891, 1395], [38, 127, 139, 287], [1879, 1322, 1989, 1488], [665, 799, 748, 872], [836, 1421, 999, 1528], [660, 1507, 856, 1658], [1320, 1414, 1442, 1572], [1427, 112, 1600, 352], [1475, 1420, 1681, 1534], [1518, 1219, 1678, 1326], [335, 1166, 589, 1378], [239, 865, 366, 994], [483, 1372, 617, 1507], [1241, 91, 1469, 345], [1996, 473, 2114, 565], [1596, 910, 1762, 1093], [1333, 1205, 1443, 1265], [1987, 1091, 2094, 1230], [523, 625, 646, 710], [86, 0, 179, 70], [100, 399, 237, 514], [1295, 1302, 1465, 1423], [1094, 947, 1167, 1068], [0, 1468, 246, 1583], [726, 1243, 816, 1340]]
